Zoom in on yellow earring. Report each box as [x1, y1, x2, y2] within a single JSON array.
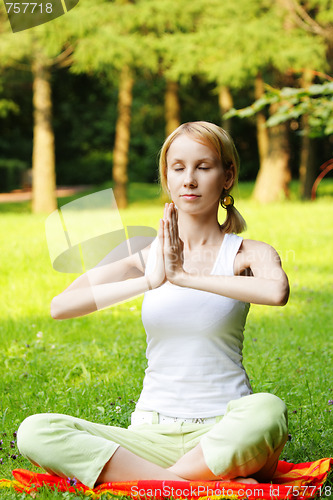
[[220, 194, 234, 209]]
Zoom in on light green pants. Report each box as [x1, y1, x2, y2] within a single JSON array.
[[17, 393, 288, 489]]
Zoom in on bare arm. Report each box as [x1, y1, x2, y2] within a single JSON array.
[[171, 240, 289, 306], [163, 204, 289, 306], [51, 226, 166, 319]]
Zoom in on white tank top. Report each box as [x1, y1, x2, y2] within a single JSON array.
[[137, 233, 252, 418]]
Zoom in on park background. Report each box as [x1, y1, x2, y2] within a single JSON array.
[[0, 0, 332, 498]]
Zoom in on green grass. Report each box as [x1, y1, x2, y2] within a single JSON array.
[[0, 181, 332, 499]]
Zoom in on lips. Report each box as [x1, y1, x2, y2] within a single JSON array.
[[181, 194, 200, 199]]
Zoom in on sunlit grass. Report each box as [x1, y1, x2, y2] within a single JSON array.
[[0, 182, 332, 498]]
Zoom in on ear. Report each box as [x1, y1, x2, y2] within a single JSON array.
[[224, 164, 236, 191]]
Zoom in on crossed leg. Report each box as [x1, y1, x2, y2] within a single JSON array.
[[98, 393, 288, 485], [97, 445, 258, 485], [97, 447, 186, 483], [18, 393, 288, 488]]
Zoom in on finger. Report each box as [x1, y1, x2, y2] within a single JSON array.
[[164, 203, 171, 234], [170, 206, 177, 248], [172, 204, 178, 240], [170, 207, 176, 247], [165, 219, 175, 261], [164, 203, 168, 221], [164, 202, 172, 222], [170, 205, 178, 248], [163, 217, 171, 246]]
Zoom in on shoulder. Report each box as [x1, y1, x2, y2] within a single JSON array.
[[239, 239, 280, 258], [234, 239, 282, 275]]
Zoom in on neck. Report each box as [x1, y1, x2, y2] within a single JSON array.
[[177, 210, 223, 250]]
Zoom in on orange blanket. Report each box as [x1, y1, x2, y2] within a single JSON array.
[[0, 458, 331, 499]]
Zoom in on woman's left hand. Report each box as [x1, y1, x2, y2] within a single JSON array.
[[163, 203, 186, 284]]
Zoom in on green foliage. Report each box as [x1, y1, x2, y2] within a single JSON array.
[[0, 76, 19, 117], [0, 97, 18, 118], [68, 0, 328, 89], [0, 67, 33, 191], [0, 1, 73, 63], [2, 62, 266, 187], [226, 81, 333, 137], [157, 0, 327, 87], [70, 1, 160, 77], [1, 0, 333, 193]]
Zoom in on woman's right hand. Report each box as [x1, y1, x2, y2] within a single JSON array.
[[147, 218, 166, 289]]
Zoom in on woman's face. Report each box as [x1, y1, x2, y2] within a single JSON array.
[[166, 134, 234, 216]]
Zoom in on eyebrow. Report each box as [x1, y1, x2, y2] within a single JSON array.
[[169, 157, 216, 164]]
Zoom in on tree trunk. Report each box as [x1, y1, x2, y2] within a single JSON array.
[[165, 80, 180, 137], [255, 73, 269, 165], [218, 86, 233, 134], [252, 104, 291, 203], [299, 117, 319, 199], [31, 51, 57, 214], [299, 70, 318, 199], [113, 66, 134, 209]]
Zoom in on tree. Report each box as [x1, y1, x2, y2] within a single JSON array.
[[165, 80, 180, 136], [218, 0, 333, 200], [0, 0, 122, 211], [151, 0, 331, 201], [71, 0, 207, 206], [276, 0, 333, 198], [71, 0, 161, 207], [0, 5, 77, 212], [208, 1, 327, 201], [218, 86, 233, 134], [31, 47, 57, 213], [226, 77, 333, 198], [185, 0, 328, 201], [112, 65, 134, 208]]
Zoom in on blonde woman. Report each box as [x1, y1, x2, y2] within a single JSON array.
[[17, 122, 289, 488]]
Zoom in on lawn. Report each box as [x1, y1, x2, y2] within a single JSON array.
[[0, 181, 332, 499]]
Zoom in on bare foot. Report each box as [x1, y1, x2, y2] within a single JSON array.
[[232, 477, 258, 484]]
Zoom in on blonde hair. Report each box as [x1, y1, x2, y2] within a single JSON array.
[[159, 121, 246, 234]]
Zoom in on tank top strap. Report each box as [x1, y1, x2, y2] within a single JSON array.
[[213, 233, 243, 277]]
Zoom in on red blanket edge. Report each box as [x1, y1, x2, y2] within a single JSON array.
[[6, 457, 333, 500]]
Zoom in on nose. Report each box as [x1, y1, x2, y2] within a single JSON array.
[[183, 170, 198, 188]]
